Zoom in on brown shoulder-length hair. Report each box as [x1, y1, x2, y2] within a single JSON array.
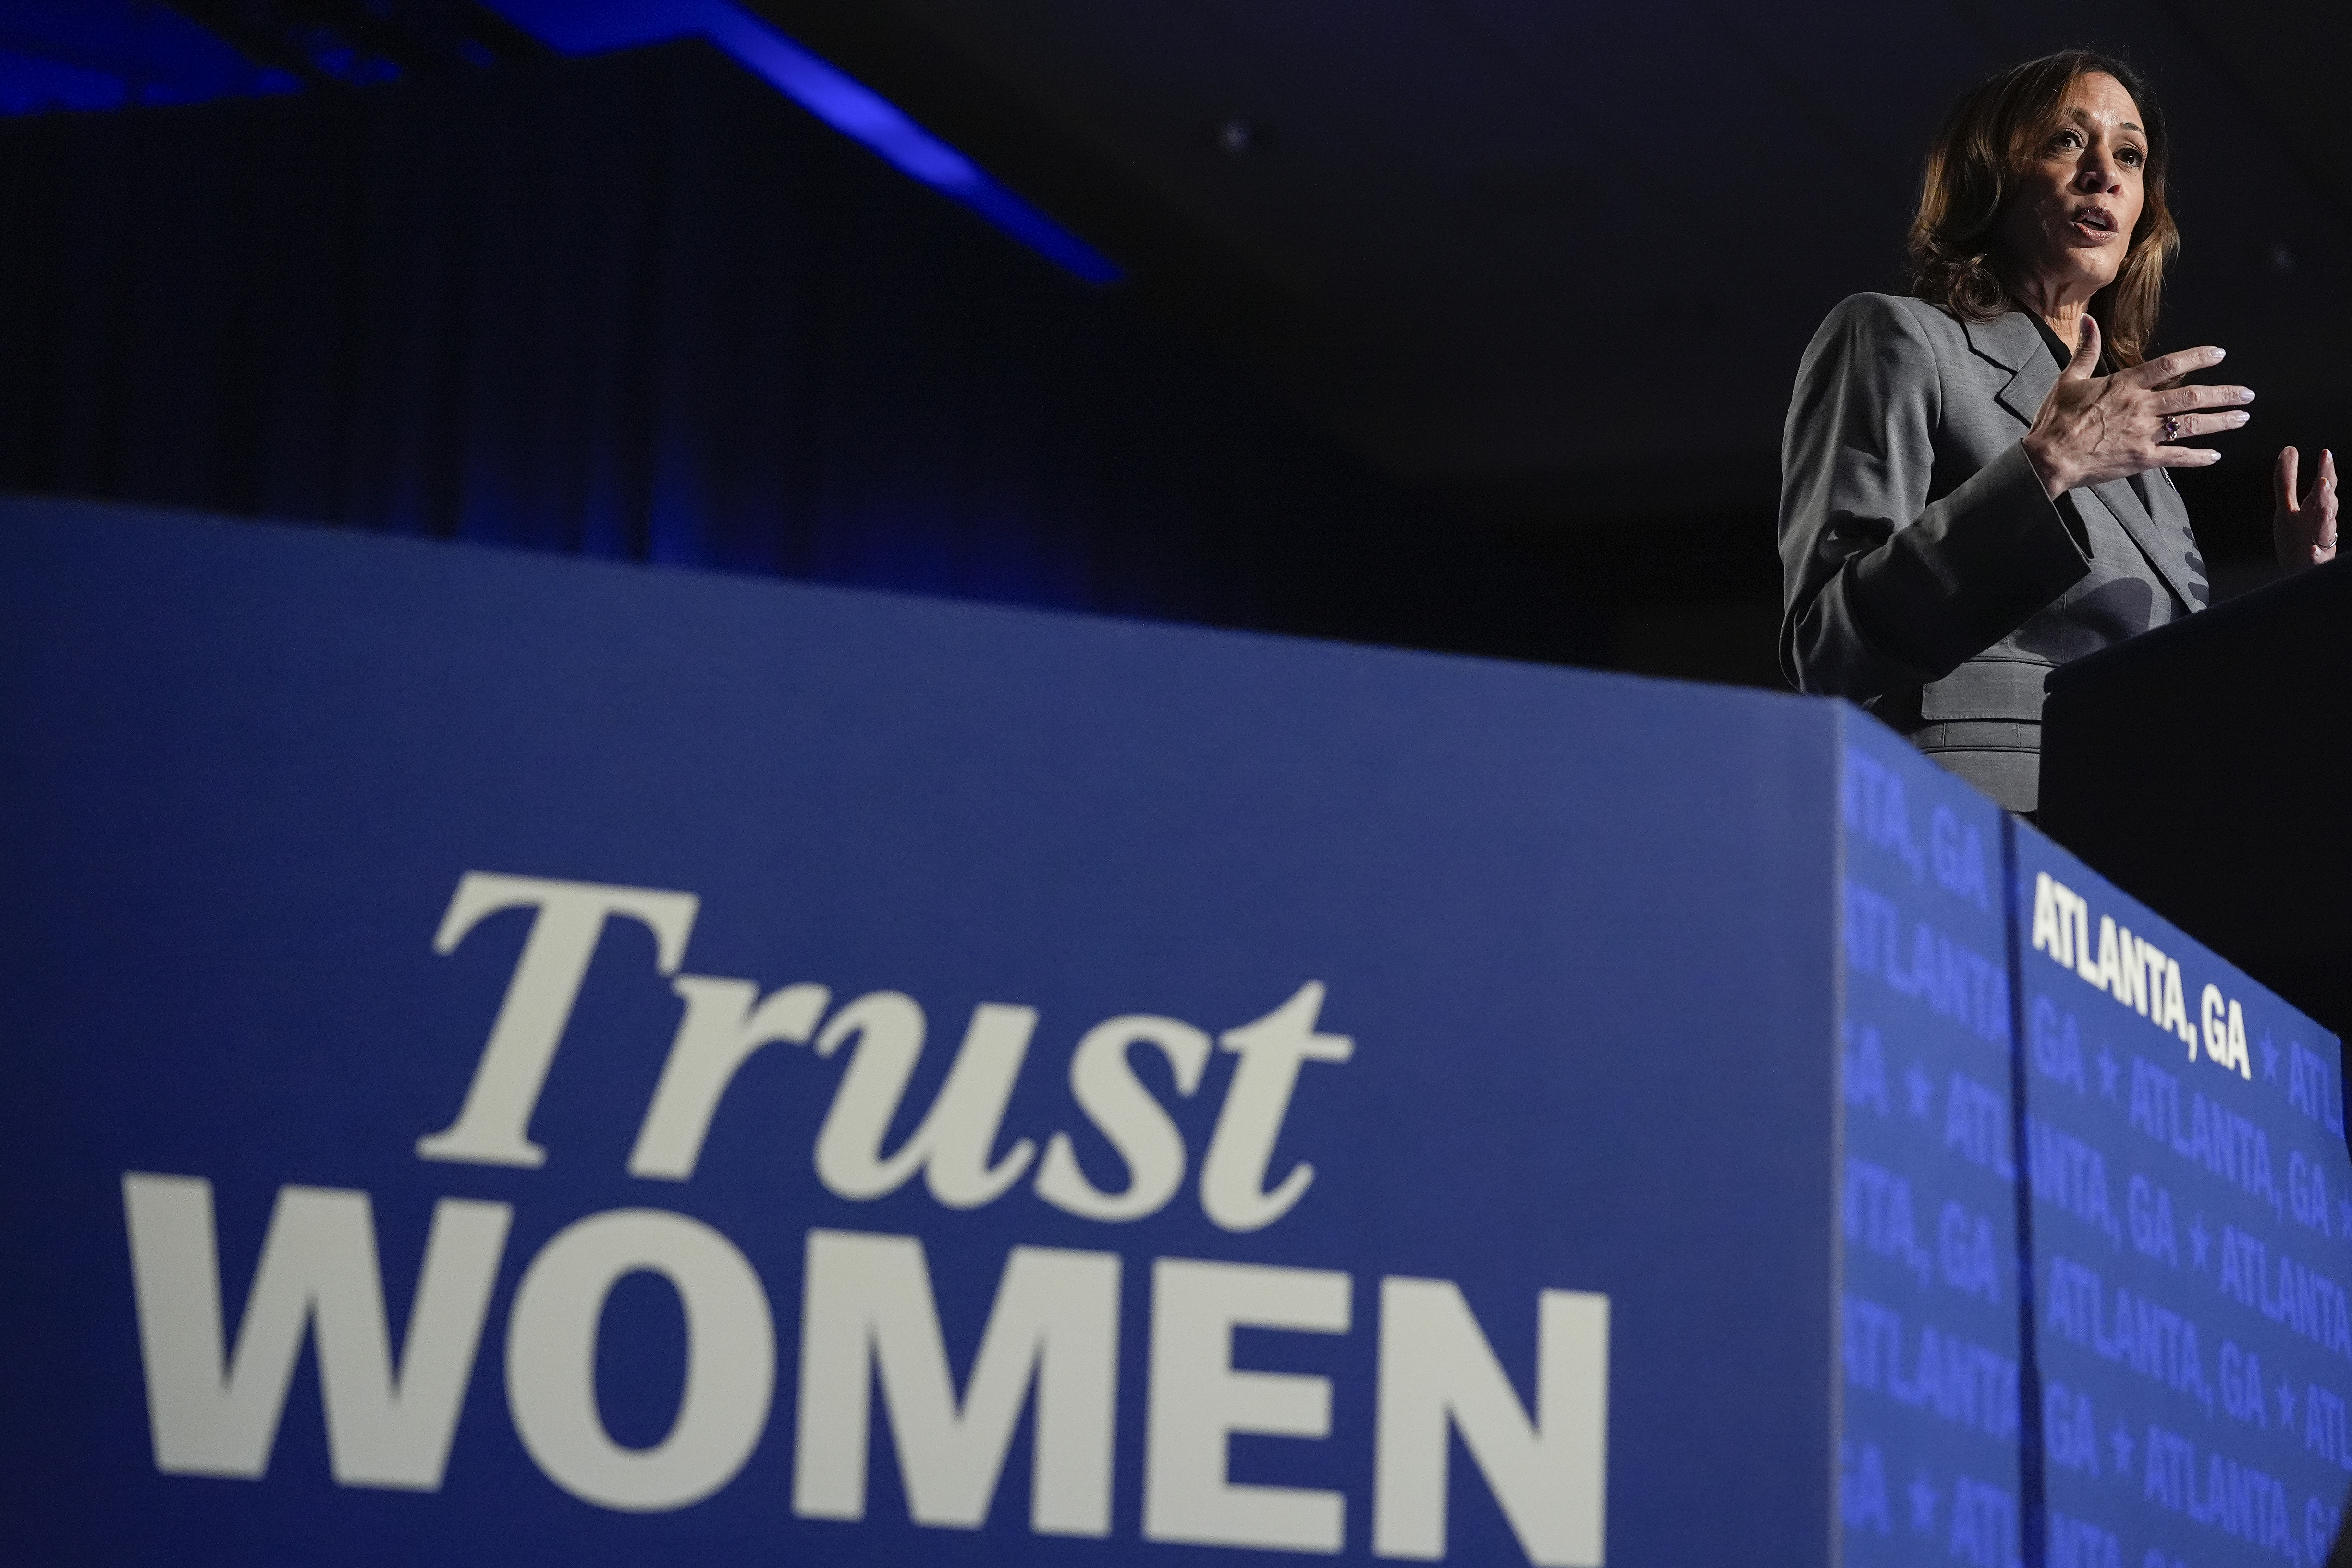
[[1907, 49, 2178, 368]]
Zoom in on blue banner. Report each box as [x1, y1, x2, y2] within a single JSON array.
[[2014, 825, 2352, 1568], [7, 497, 2342, 1568], [0, 499, 1849, 1566]]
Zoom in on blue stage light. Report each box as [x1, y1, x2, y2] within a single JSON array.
[[0, 0, 1118, 286], [481, 0, 1122, 284], [0, 0, 299, 114]]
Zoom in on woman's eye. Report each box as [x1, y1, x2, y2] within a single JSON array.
[[2119, 146, 2144, 167]]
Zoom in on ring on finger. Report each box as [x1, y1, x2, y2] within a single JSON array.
[[2161, 415, 2181, 441]]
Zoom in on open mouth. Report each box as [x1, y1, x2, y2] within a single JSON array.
[[2070, 206, 2119, 241]]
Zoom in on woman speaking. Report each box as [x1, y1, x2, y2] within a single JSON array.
[[1778, 49, 2339, 814]]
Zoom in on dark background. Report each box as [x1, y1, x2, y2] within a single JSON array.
[[3, 0, 2348, 685]]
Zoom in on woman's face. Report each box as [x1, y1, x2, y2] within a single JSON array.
[[1997, 71, 2148, 308]]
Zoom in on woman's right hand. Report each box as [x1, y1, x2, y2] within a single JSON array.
[[2021, 315, 2254, 498]]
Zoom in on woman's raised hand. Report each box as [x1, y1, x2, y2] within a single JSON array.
[[2272, 446, 2339, 572], [2021, 315, 2254, 499]]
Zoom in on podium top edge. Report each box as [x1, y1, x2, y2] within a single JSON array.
[[2045, 552, 2350, 697]]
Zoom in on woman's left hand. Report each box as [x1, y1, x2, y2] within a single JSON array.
[[2273, 446, 2340, 572]]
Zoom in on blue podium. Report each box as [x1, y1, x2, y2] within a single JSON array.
[[0, 498, 2340, 1568]]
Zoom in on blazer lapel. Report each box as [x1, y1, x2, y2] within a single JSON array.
[[2107, 474, 2208, 610], [1966, 311, 2202, 612], [2128, 470, 2209, 607], [1964, 313, 2059, 427]]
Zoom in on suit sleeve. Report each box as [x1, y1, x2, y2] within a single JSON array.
[[1776, 295, 2091, 699]]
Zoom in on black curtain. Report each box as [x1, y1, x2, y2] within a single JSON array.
[[0, 40, 1604, 661]]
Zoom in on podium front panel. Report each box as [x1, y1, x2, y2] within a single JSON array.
[[0, 498, 1851, 1567]]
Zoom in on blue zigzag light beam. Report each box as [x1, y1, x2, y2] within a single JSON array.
[[484, 0, 1122, 284]]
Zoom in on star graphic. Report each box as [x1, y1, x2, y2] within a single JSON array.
[[1908, 1470, 1938, 1532], [2261, 1034, 2280, 1081], [2110, 1421, 2135, 1472], [2190, 1216, 2211, 1270], [2097, 1048, 2119, 1099], [1906, 1065, 1935, 1119], [2278, 1381, 2299, 1427]]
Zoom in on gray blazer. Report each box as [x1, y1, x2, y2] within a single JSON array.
[[1778, 293, 2208, 812]]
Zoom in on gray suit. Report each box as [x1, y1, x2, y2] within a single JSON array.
[[1778, 293, 2208, 812]]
